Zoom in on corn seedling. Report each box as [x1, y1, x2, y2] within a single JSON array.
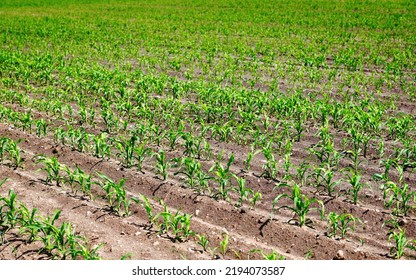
[[219, 232, 229, 258], [273, 182, 321, 227], [327, 212, 360, 239], [261, 143, 279, 180], [232, 175, 261, 208], [344, 170, 364, 205], [312, 164, 342, 197], [0, 189, 20, 240], [379, 181, 416, 216], [210, 154, 234, 201], [93, 133, 111, 158], [116, 135, 138, 168], [175, 157, 203, 189], [134, 143, 152, 172], [344, 149, 365, 173], [34, 155, 64, 186], [243, 146, 261, 172], [74, 169, 94, 199], [152, 200, 194, 242], [138, 194, 154, 224], [388, 227, 416, 259], [18, 205, 42, 242], [97, 173, 136, 216], [197, 234, 210, 252], [153, 150, 171, 181], [295, 161, 311, 186], [249, 249, 286, 260], [0, 137, 23, 168]]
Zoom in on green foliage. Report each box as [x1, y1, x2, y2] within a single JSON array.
[[34, 155, 64, 186], [388, 227, 416, 259], [96, 173, 136, 217], [273, 182, 322, 227], [153, 150, 171, 181], [249, 249, 286, 260], [344, 170, 364, 205], [116, 135, 138, 168], [380, 181, 415, 216], [210, 154, 235, 201], [152, 200, 195, 242], [0, 137, 23, 168], [312, 164, 342, 197], [0, 187, 102, 259], [197, 234, 210, 252], [138, 196, 194, 242], [327, 212, 360, 239], [1, 0, 416, 261]]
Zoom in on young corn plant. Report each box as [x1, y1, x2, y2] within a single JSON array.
[[174, 157, 202, 189], [54, 128, 66, 145], [195, 168, 212, 195], [197, 234, 210, 252], [34, 155, 64, 186], [388, 227, 416, 259], [101, 107, 119, 133], [97, 173, 137, 216], [134, 143, 152, 173], [312, 164, 342, 197], [167, 130, 180, 151], [343, 149, 365, 173], [327, 212, 360, 239], [233, 175, 250, 207], [152, 200, 194, 242], [243, 146, 261, 172], [34, 210, 102, 260], [293, 112, 306, 142], [35, 119, 48, 137], [210, 154, 235, 201], [0, 137, 23, 168], [0, 137, 8, 162], [309, 132, 343, 169], [219, 232, 229, 258], [261, 143, 279, 180], [20, 110, 32, 132], [169, 212, 194, 242], [74, 169, 94, 199], [375, 158, 398, 182], [181, 133, 205, 159], [5, 138, 23, 168], [282, 150, 292, 180], [93, 133, 111, 159], [63, 165, 79, 193], [116, 135, 138, 168], [33, 209, 62, 256], [153, 150, 171, 181], [0, 189, 20, 241], [18, 204, 42, 242], [344, 170, 364, 205], [138, 194, 154, 223], [249, 249, 286, 260], [232, 175, 262, 209], [67, 127, 91, 153], [295, 161, 311, 187], [273, 182, 322, 227], [379, 181, 415, 216]]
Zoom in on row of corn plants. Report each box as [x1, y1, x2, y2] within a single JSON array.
[[0, 178, 102, 259]]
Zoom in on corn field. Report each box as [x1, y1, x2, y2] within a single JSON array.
[[0, 0, 416, 260]]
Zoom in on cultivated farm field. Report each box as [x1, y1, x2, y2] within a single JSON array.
[[1, 0, 416, 260]]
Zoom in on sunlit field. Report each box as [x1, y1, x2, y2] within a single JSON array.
[[1, 0, 415, 260]]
